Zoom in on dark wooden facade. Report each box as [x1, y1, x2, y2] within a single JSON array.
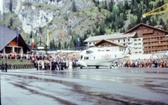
[[125, 23, 168, 54], [95, 39, 125, 47]]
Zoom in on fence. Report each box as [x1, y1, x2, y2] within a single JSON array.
[[0, 64, 34, 70]]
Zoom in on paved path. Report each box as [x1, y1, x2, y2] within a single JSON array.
[[1, 68, 168, 105]]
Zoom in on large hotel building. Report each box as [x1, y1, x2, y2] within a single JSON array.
[[84, 23, 168, 54]]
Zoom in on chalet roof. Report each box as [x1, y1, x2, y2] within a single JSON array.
[[0, 25, 16, 51], [125, 23, 168, 34], [0, 25, 30, 52], [84, 32, 136, 42], [95, 39, 125, 47]]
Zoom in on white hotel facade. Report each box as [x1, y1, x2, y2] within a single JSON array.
[[84, 32, 144, 54]]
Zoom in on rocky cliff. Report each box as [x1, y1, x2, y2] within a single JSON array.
[[0, 0, 128, 46]]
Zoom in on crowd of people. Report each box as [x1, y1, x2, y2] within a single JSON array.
[[112, 58, 168, 68], [1, 52, 168, 71], [0, 52, 79, 71]]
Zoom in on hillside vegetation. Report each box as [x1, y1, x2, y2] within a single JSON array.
[[68, 0, 167, 50], [0, 0, 167, 50], [87, 0, 167, 35]]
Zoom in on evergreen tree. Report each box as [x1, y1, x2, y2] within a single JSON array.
[[159, 18, 164, 25], [69, 37, 75, 49], [145, 0, 149, 8], [131, 0, 136, 6], [30, 31, 33, 38], [99, 21, 105, 35], [104, 0, 108, 9], [58, 41, 61, 49], [52, 39, 56, 50], [124, 0, 129, 10], [9, 0, 13, 12], [50, 40, 53, 50], [108, 0, 114, 12], [92, 0, 96, 3], [9, 18, 13, 27], [64, 41, 67, 49], [72, 0, 77, 12]]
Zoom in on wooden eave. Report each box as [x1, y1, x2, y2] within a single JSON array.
[[125, 23, 168, 34], [95, 39, 125, 47]]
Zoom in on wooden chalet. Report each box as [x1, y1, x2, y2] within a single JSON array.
[[125, 23, 168, 54], [0, 26, 30, 54], [95, 39, 125, 47]]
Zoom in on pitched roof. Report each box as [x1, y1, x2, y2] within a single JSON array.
[[0, 25, 16, 51], [95, 39, 125, 47], [125, 23, 168, 34], [0, 25, 30, 52], [84, 32, 136, 42]]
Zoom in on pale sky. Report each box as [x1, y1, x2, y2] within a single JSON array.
[[0, 0, 3, 15]]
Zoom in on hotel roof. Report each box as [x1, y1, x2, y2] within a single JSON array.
[[125, 23, 168, 34], [84, 32, 136, 42], [95, 39, 125, 47]]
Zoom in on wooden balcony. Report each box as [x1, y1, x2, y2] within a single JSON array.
[[143, 39, 165, 42], [144, 42, 168, 47], [144, 47, 168, 51]]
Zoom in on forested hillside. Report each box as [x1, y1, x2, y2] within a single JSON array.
[[85, 0, 167, 37], [51, 0, 168, 49], [0, 0, 167, 50]]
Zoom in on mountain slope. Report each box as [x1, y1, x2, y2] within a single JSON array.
[[0, 0, 167, 49]]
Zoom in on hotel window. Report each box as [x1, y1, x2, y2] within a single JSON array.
[[84, 57, 89, 60]]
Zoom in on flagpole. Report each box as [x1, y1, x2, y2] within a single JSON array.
[[16, 29, 19, 54]]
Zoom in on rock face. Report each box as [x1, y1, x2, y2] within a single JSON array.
[[1, 0, 66, 33], [0, 0, 127, 41], [18, 7, 54, 33], [1, 0, 94, 33]]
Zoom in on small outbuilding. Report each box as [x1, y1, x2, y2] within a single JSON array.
[[0, 25, 30, 54]]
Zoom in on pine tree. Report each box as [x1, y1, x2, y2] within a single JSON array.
[[9, 0, 13, 12], [108, 0, 114, 12], [124, 0, 129, 10], [99, 22, 105, 35], [104, 0, 108, 9], [9, 18, 13, 27], [159, 18, 164, 25], [64, 41, 67, 49], [72, 0, 77, 12], [30, 31, 33, 38], [58, 41, 61, 49], [145, 0, 149, 8]]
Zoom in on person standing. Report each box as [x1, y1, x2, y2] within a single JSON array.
[[1, 61, 5, 72], [5, 62, 8, 72]]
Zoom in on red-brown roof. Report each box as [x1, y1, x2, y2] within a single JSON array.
[[95, 39, 125, 47], [125, 23, 168, 34]]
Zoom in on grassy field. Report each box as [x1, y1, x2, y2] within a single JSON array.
[[0, 59, 33, 65]]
